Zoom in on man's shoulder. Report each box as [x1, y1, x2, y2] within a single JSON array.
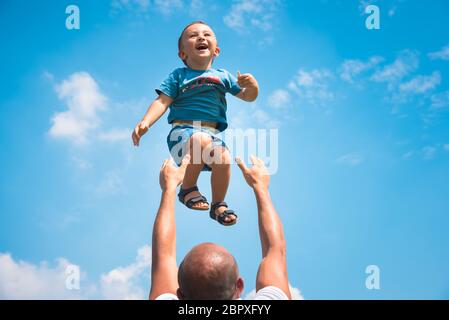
[[251, 286, 290, 300]]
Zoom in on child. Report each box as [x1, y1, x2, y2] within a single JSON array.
[[132, 21, 259, 226]]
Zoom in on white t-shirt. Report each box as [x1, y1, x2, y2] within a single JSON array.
[[155, 286, 289, 300]]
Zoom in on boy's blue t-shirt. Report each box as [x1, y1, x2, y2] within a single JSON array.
[[155, 67, 241, 132]]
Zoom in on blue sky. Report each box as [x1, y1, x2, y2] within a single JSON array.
[[1, 0, 449, 299]]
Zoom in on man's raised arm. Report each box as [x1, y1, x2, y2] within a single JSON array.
[[149, 156, 190, 300], [236, 156, 291, 299]]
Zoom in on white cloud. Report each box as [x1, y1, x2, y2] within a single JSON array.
[[153, 0, 183, 15], [0, 253, 85, 299], [402, 151, 414, 160], [444, 144, 449, 151], [422, 146, 436, 160], [72, 157, 93, 170], [399, 71, 441, 94], [430, 91, 449, 109], [428, 44, 449, 61], [98, 128, 132, 143], [340, 56, 383, 83], [337, 153, 364, 166], [244, 283, 304, 300], [223, 0, 280, 33], [228, 102, 281, 129], [371, 50, 419, 89], [288, 68, 334, 106], [100, 245, 151, 300], [268, 89, 291, 109], [0, 245, 151, 300], [96, 170, 124, 196], [111, 0, 182, 16], [49, 72, 107, 145], [110, 0, 150, 13]]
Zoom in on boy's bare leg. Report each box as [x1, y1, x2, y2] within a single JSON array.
[[209, 146, 235, 223], [180, 133, 210, 209]]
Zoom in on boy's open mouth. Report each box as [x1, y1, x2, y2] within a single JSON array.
[[195, 43, 209, 51]]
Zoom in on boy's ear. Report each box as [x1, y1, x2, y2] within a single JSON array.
[[178, 50, 187, 61], [214, 46, 221, 58]]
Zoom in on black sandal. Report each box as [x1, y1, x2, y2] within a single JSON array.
[[178, 186, 209, 211], [209, 202, 237, 226]]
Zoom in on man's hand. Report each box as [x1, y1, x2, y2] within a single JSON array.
[[159, 155, 190, 191], [132, 121, 150, 147], [235, 155, 270, 191]]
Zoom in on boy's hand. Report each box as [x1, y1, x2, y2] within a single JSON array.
[[132, 121, 149, 147], [235, 155, 270, 191], [237, 71, 258, 90], [159, 155, 190, 191]]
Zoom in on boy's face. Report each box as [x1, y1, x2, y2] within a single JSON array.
[[179, 23, 220, 68]]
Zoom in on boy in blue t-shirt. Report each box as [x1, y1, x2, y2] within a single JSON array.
[[132, 21, 259, 226]]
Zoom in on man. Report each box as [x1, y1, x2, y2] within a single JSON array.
[[150, 154, 291, 300]]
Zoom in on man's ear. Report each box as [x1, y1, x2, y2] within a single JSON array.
[[234, 277, 244, 299], [176, 288, 184, 300]]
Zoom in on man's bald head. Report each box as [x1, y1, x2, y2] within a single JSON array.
[[177, 243, 242, 300]]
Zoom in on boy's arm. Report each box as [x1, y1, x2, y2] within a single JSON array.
[[132, 93, 173, 146], [235, 71, 259, 102], [236, 156, 291, 299], [149, 156, 190, 300]]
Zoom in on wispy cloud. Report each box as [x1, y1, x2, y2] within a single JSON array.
[[288, 68, 334, 106], [370, 50, 419, 89], [153, 0, 183, 15], [49, 72, 107, 145], [336, 153, 364, 166], [444, 144, 449, 151], [244, 283, 304, 300], [96, 170, 125, 197], [422, 146, 436, 160], [392, 71, 441, 104], [430, 91, 449, 109], [268, 89, 291, 109], [98, 128, 131, 143], [110, 0, 150, 15], [340, 56, 383, 83], [428, 44, 449, 61], [223, 0, 280, 33], [398, 71, 441, 94]]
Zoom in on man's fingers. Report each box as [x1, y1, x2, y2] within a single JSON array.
[[237, 70, 241, 78], [236, 157, 248, 172], [180, 154, 191, 170], [250, 154, 258, 166], [160, 159, 170, 170]]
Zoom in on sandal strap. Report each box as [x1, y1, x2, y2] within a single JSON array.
[[210, 201, 228, 211], [186, 195, 208, 208], [218, 210, 237, 221], [178, 186, 199, 199]]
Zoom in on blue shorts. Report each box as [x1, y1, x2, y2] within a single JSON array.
[[166, 124, 227, 171]]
